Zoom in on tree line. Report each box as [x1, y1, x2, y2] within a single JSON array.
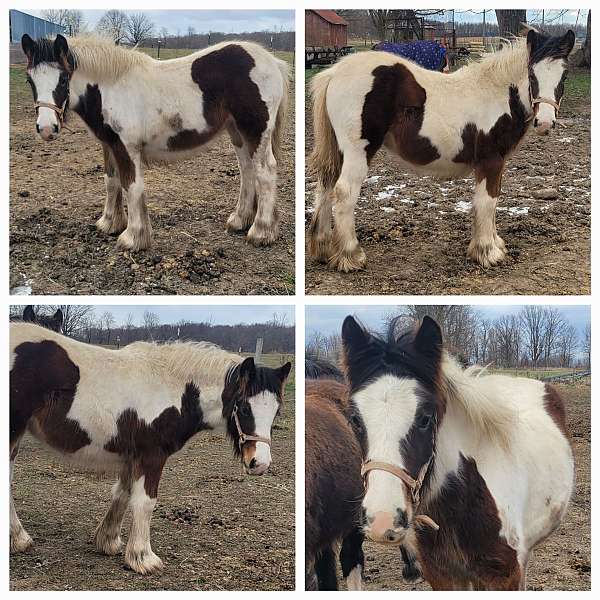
[[10, 306, 294, 354], [306, 306, 590, 370], [40, 9, 294, 51]]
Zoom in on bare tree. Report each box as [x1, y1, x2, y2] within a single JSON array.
[[520, 306, 545, 367], [160, 26, 169, 45], [367, 10, 392, 41], [101, 311, 116, 345], [126, 12, 155, 46], [495, 10, 527, 37], [143, 310, 160, 339], [96, 10, 129, 45], [541, 307, 566, 367], [42, 9, 86, 36], [582, 322, 591, 369], [45, 305, 92, 337], [556, 324, 578, 368]]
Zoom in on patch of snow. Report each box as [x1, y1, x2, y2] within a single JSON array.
[[11, 275, 32, 295], [508, 206, 529, 216], [381, 207, 396, 213], [455, 200, 472, 213]]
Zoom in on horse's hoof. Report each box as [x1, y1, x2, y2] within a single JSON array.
[[93, 528, 123, 556], [467, 240, 507, 268], [116, 228, 152, 252], [10, 529, 33, 553], [96, 214, 127, 236], [402, 562, 422, 583], [307, 235, 332, 263], [328, 246, 366, 272], [226, 212, 253, 233], [247, 221, 278, 246], [125, 548, 164, 574]]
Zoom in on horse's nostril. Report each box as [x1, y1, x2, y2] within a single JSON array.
[[385, 529, 397, 541], [36, 123, 40, 133], [249, 458, 257, 469], [53, 124, 59, 133], [552, 121, 556, 129], [533, 118, 539, 127]]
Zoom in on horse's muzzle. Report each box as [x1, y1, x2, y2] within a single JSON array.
[[244, 458, 270, 476], [533, 118, 553, 136], [37, 123, 59, 141], [364, 511, 408, 545]]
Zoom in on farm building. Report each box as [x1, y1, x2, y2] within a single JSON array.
[[9, 9, 66, 43], [306, 10, 348, 48]]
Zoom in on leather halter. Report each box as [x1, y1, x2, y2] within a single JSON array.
[[527, 67, 561, 120], [231, 405, 270, 450], [361, 459, 439, 531]]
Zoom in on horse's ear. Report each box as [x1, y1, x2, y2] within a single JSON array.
[[23, 305, 36, 323], [277, 361, 292, 382], [414, 316, 443, 362], [239, 357, 256, 384], [526, 29, 539, 57], [53, 34, 71, 70], [342, 316, 369, 353], [53, 309, 64, 329], [22, 34, 35, 65], [558, 30, 576, 57]]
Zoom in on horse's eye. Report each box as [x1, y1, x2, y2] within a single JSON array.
[[417, 414, 432, 430], [238, 404, 250, 417]]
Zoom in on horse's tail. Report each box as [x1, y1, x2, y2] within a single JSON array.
[[309, 67, 342, 190], [272, 57, 290, 163]]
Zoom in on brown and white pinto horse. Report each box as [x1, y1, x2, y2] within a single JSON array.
[[21, 34, 288, 250], [10, 322, 291, 574], [10, 305, 63, 332], [342, 315, 573, 590], [309, 28, 575, 271]]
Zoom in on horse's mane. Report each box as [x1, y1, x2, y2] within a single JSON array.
[[459, 37, 529, 88], [124, 340, 242, 387], [439, 353, 517, 449], [67, 36, 153, 82]]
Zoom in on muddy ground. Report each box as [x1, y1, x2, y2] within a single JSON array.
[[305, 68, 591, 295], [10, 392, 295, 591], [9, 53, 295, 296], [359, 382, 591, 591]]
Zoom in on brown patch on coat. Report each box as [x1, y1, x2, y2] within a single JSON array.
[[10, 339, 90, 453], [104, 382, 208, 497], [453, 85, 529, 197], [361, 62, 440, 164], [190, 44, 269, 156], [167, 113, 183, 132], [543, 383, 569, 438], [417, 454, 521, 590], [305, 381, 363, 572], [167, 128, 220, 151]]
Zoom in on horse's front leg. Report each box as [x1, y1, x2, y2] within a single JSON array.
[[124, 459, 165, 574], [10, 438, 33, 553], [247, 138, 280, 246], [93, 465, 132, 555], [329, 148, 368, 272], [225, 124, 257, 233], [116, 153, 153, 251], [96, 144, 127, 235], [467, 160, 507, 267]]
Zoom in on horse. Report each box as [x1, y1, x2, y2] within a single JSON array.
[[305, 353, 344, 382], [308, 28, 575, 271], [340, 314, 574, 590], [20, 34, 289, 251], [10, 322, 291, 574], [305, 378, 365, 590], [11, 305, 63, 332]]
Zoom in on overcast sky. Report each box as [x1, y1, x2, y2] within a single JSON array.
[[14, 305, 295, 328], [30, 9, 295, 34], [452, 9, 587, 25], [306, 305, 590, 338]]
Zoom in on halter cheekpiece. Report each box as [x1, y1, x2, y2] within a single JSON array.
[[361, 459, 439, 531], [231, 404, 271, 449]]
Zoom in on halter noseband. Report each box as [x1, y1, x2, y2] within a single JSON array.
[[231, 405, 271, 450], [33, 101, 73, 132], [361, 459, 439, 531]]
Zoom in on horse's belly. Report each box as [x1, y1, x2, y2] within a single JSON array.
[[384, 148, 472, 180]]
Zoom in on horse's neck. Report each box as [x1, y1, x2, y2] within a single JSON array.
[[198, 385, 227, 431]]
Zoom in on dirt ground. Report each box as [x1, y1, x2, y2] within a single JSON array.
[[305, 68, 591, 295], [9, 53, 295, 296], [9, 393, 295, 591], [359, 381, 591, 591]]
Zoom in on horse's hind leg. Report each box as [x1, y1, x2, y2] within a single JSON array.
[[315, 546, 339, 590], [400, 542, 422, 582], [124, 458, 165, 574], [96, 144, 127, 236], [116, 154, 153, 251], [307, 183, 334, 263], [93, 465, 132, 555], [225, 123, 257, 233], [247, 135, 280, 246], [329, 147, 368, 272], [10, 438, 33, 553], [340, 527, 365, 590], [467, 160, 507, 267]]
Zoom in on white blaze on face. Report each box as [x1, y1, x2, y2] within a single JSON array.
[[353, 374, 420, 541], [247, 391, 279, 473], [531, 58, 564, 134], [30, 64, 62, 138]]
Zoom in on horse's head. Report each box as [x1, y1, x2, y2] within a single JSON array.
[[526, 28, 575, 136], [22, 305, 64, 333], [222, 357, 292, 475], [343, 315, 443, 545], [21, 34, 73, 141]]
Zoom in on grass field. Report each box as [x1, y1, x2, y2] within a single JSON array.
[[490, 367, 589, 380]]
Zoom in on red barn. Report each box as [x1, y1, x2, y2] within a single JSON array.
[[305, 9, 348, 48]]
